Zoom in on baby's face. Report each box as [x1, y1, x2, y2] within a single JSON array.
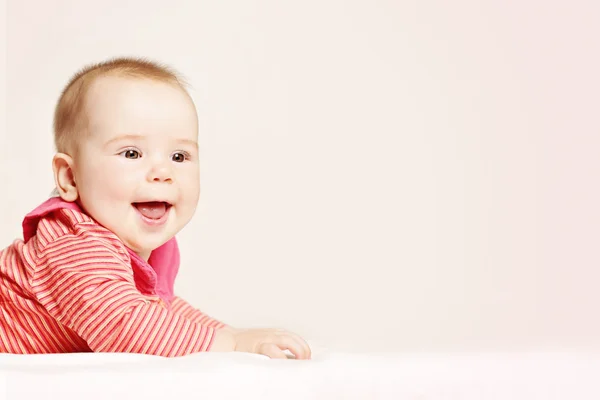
[[73, 76, 200, 260]]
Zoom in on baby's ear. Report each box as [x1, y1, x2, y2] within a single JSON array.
[[52, 153, 78, 202]]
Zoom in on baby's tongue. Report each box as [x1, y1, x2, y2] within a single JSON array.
[[134, 202, 167, 219]]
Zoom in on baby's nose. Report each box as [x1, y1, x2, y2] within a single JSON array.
[[148, 163, 173, 183]]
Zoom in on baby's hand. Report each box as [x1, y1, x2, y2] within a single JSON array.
[[233, 328, 312, 360]]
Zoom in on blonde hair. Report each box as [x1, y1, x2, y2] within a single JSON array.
[[53, 57, 188, 155]]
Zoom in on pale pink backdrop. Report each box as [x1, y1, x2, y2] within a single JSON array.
[[1, 0, 598, 352]]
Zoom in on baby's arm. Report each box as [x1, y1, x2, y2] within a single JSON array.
[[33, 229, 308, 359], [164, 296, 310, 358], [32, 233, 225, 357]]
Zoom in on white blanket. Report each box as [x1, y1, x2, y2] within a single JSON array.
[[1, 349, 599, 399]]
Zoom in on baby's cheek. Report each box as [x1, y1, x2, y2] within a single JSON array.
[[102, 168, 140, 197]]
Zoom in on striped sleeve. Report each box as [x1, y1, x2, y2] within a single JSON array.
[[170, 296, 227, 329], [30, 226, 217, 357]]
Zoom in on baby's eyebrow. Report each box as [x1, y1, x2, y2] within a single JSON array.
[[103, 134, 198, 149], [177, 139, 199, 149], [104, 134, 146, 149]]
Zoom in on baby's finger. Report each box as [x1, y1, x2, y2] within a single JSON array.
[[258, 343, 287, 359], [271, 334, 309, 360], [275, 330, 312, 360]]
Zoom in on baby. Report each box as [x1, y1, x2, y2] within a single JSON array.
[[0, 57, 311, 359]]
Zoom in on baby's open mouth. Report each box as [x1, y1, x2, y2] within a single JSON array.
[[132, 201, 172, 220]]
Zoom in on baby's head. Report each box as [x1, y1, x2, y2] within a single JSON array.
[[52, 57, 200, 260]]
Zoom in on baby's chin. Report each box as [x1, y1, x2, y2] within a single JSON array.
[[120, 232, 174, 261]]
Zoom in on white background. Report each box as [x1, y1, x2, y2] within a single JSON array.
[[1, 0, 598, 352]]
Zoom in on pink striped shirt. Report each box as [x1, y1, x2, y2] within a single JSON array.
[[0, 198, 225, 356]]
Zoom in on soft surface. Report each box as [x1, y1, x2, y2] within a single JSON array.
[[1, 349, 599, 399]]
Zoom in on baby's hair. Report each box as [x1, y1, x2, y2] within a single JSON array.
[[53, 57, 189, 155]]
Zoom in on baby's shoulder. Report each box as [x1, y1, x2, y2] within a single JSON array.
[[36, 208, 129, 262]]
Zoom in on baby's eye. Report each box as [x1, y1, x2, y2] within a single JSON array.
[[172, 152, 188, 163], [121, 149, 141, 159]]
